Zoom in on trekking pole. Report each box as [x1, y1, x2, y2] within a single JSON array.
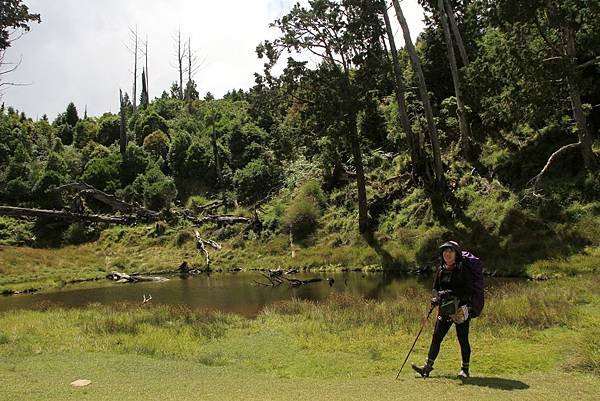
[[395, 304, 435, 380]]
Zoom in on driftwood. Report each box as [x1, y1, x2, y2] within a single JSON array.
[[106, 271, 168, 283], [193, 229, 222, 270], [0, 206, 131, 224], [55, 182, 159, 220], [254, 271, 334, 287]]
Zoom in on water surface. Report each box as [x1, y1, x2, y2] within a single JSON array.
[[0, 271, 518, 317]]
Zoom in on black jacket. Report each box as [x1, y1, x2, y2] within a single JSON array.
[[433, 261, 474, 308]]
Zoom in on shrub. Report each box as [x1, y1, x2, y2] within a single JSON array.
[[143, 130, 170, 160], [233, 158, 282, 205], [283, 195, 320, 240], [132, 163, 177, 211]]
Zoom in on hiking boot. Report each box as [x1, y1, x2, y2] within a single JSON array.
[[458, 368, 470, 380], [411, 363, 433, 378]]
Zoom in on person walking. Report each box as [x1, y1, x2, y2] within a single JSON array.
[[411, 240, 484, 379]]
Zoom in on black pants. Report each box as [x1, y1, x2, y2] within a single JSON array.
[[426, 316, 470, 368]]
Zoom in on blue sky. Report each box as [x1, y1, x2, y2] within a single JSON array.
[[2, 0, 425, 120]]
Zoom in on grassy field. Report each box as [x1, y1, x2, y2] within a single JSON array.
[[1, 276, 598, 400]]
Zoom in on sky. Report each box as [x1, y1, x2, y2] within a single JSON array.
[[1, 0, 426, 120]]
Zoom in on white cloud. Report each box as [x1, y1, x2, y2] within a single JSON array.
[[2, 0, 425, 120]]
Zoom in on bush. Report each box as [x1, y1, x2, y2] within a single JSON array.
[[143, 130, 170, 160], [283, 195, 321, 240], [63, 222, 96, 245], [81, 152, 122, 193], [233, 158, 282, 205], [132, 163, 177, 211]]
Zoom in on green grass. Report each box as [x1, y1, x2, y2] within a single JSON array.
[[1, 276, 599, 400]]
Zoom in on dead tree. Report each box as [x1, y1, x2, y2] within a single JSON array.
[[55, 182, 159, 220], [194, 229, 221, 270], [174, 29, 186, 100], [0, 206, 131, 224], [127, 26, 140, 110]]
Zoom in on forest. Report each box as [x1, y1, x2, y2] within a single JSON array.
[[0, 0, 599, 277], [1, 2, 600, 399]]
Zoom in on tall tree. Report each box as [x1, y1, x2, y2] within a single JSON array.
[[380, 1, 425, 181], [174, 29, 186, 100], [259, 0, 388, 232], [65, 102, 79, 127], [391, 0, 445, 192], [437, 0, 471, 157], [128, 26, 140, 110], [119, 90, 127, 155], [140, 68, 149, 107], [486, 0, 599, 173]]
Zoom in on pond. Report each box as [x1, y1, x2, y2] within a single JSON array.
[[0, 271, 519, 317]]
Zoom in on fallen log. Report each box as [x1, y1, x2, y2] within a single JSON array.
[[0, 206, 131, 224], [55, 182, 159, 220], [106, 271, 168, 283], [192, 199, 224, 214]]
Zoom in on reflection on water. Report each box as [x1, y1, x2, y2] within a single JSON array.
[[0, 272, 519, 317]]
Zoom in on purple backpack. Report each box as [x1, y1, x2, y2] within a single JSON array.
[[462, 251, 485, 318]]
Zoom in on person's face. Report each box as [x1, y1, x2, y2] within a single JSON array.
[[442, 247, 456, 265]]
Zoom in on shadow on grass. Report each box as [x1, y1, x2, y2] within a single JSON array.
[[461, 376, 530, 390], [437, 374, 529, 390]]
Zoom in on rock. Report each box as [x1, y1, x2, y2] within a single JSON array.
[[70, 379, 92, 387]]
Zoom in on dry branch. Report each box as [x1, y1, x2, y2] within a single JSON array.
[[0, 206, 131, 224], [529, 142, 581, 189]]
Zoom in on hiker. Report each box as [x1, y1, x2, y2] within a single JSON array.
[[412, 240, 484, 379]]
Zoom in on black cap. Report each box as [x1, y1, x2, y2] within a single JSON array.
[[439, 240, 462, 256]]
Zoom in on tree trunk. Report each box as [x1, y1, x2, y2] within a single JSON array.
[[391, 0, 445, 192], [211, 113, 223, 187], [132, 26, 138, 110], [565, 26, 598, 171], [381, 2, 423, 180], [119, 89, 127, 156], [178, 30, 184, 100], [443, 0, 469, 66], [438, 0, 471, 158], [145, 35, 149, 100]]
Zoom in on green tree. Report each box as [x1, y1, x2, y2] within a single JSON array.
[[65, 102, 79, 127], [96, 113, 121, 146], [259, 0, 388, 232], [132, 163, 177, 211], [0, 0, 40, 51]]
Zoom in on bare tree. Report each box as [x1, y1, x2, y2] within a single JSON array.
[[184, 36, 206, 101], [127, 26, 140, 110], [391, 0, 445, 192], [173, 29, 186, 100]]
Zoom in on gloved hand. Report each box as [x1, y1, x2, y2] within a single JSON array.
[[450, 305, 469, 324], [431, 289, 440, 306]]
